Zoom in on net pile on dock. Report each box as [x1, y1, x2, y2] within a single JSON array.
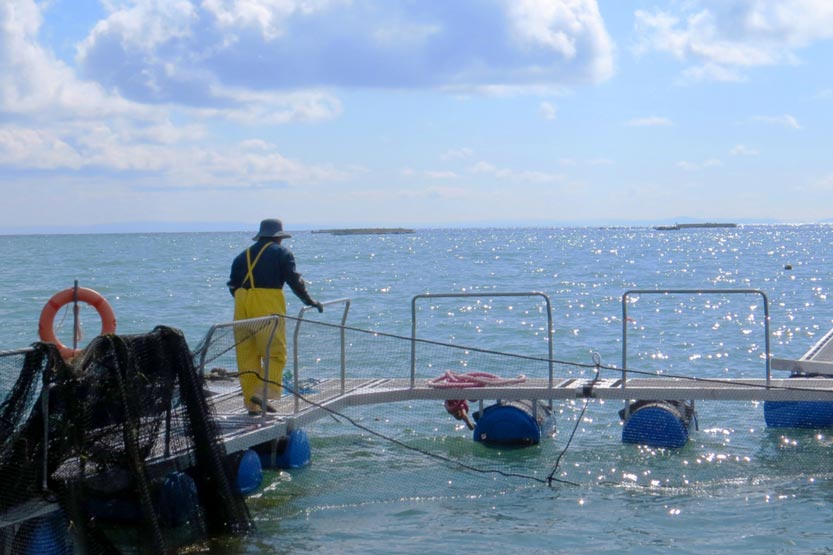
[[0, 327, 253, 555]]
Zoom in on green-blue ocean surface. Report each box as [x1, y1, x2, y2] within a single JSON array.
[[2, 225, 833, 554]]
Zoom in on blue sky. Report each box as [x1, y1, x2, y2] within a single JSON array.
[[1, 0, 832, 231]]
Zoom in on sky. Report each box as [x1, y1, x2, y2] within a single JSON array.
[[1, 0, 832, 232]]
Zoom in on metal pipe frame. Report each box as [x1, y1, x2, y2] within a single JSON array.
[[621, 288, 771, 419], [411, 291, 555, 389], [292, 299, 351, 413]]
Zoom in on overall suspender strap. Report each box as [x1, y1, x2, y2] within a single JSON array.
[[242, 243, 272, 289]]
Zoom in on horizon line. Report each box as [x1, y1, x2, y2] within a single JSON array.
[[2, 218, 832, 236]]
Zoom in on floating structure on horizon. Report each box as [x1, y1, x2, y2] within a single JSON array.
[[654, 223, 738, 231], [311, 227, 415, 235]]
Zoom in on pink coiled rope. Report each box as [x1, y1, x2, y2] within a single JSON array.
[[427, 370, 527, 388], [429, 371, 527, 431]]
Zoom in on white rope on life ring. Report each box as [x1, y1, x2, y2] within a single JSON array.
[[38, 287, 117, 360]]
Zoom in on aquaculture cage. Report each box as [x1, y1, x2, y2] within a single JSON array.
[[0, 327, 253, 555]]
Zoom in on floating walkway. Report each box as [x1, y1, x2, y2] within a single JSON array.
[[206, 365, 833, 443], [209, 289, 833, 436]]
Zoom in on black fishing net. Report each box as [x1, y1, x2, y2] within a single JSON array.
[[0, 326, 253, 555]]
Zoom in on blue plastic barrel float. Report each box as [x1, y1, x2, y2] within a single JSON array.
[[473, 400, 554, 446], [764, 400, 833, 428], [235, 449, 264, 495], [157, 471, 201, 527], [621, 400, 696, 449], [762, 372, 833, 428], [13, 510, 70, 555], [84, 470, 202, 526], [255, 430, 312, 469]]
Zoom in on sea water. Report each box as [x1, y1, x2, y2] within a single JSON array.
[[1, 225, 833, 554]]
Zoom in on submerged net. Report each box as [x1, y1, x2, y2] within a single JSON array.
[[0, 327, 253, 555]]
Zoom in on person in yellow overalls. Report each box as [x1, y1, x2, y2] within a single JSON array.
[[228, 219, 323, 414]]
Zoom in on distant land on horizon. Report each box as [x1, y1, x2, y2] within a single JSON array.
[[1, 217, 831, 235]]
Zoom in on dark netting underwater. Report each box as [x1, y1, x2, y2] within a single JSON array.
[[0, 327, 253, 555]]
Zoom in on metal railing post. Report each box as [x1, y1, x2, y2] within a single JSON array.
[[621, 288, 771, 418], [292, 299, 351, 413], [260, 315, 280, 421], [41, 381, 52, 492], [411, 291, 554, 389], [410, 296, 418, 388], [193, 315, 283, 417], [196, 323, 220, 374]]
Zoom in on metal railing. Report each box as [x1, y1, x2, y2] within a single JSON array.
[[0, 347, 37, 358], [195, 315, 282, 374], [196, 315, 281, 422], [410, 291, 555, 388], [621, 288, 771, 384], [291, 299, 351, 413]]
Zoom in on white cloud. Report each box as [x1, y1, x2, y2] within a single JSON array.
[[587, 158, 614, 166], [730, 144, 759, 156], [425, 171, 459, 180], [540, 101, 557, 120], [350, 185, 470, 201], [440, 148, 475, 161], [1, 0, 340, 131], [625, 116, 672, 127], [74, 0, 615, 105], [175, 141, 352, 187], [1, 0, 616, 157], [0, 0, 142, 120], [0, 117, 348, 188], [506, 0, 615, 84], [813, 172, 833, 191], [80, 0, 197, 54], [196, 87, 343, 125], [202, 0, 294, 42], [470, 161, 564, 183], [0, 0, 357, 200], [0, 127, 84, 169], [555, 157, 613, 167], [677, 158, 723, 171], [752, 114, 802, 129], [680, 62, 746, 83], [634, 1, 833, 82]]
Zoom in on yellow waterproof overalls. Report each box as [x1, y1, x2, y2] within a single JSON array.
[[234, 243, 288, 412]]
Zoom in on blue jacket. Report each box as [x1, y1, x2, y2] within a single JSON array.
[[227, 239, 315, 305]]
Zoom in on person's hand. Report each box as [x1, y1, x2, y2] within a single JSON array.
[[312, 301, 324, 313]]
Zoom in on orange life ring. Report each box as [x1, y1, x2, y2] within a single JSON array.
[[38, 287, 117, 360]]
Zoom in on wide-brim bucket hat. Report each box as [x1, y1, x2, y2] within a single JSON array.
[[253, 218, 292, 240]]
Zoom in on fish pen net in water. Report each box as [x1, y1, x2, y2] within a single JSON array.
[[248, 314, 833, 522], [0, 346, 57, 542], [0, 327, 253, 555]]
